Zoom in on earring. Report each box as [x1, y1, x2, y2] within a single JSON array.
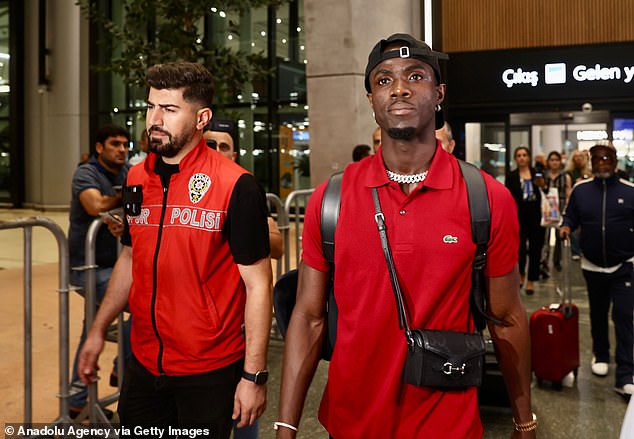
[[436, 104, 442, 112]]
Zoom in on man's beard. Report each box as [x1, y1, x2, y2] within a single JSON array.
[[100, 155, 124, 171], [148, 125, 194, 158], [387, 127, 416, 141], [594, 171, 614, 179]]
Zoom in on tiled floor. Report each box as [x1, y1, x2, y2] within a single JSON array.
[[0, 208, 630, 438]]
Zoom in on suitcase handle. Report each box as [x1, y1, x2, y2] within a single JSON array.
[[560, 238, 573, 306], [561, 303, 576, 319]]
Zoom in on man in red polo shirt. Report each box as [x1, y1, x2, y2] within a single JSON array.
[[277, 34, 535, 438]]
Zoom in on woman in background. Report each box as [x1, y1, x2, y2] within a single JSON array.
[[506, 146, 544, 295], [542, 151, 572, 272], [566, 149, 592, 184], [565, 149, 591, 259]]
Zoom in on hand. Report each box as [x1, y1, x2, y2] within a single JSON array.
[[559, 226, 571, 240], [232, 379, 267, 428], [103, 214, 124, 237], [534, 176, 546, 189], [77, 329, 105, 385]]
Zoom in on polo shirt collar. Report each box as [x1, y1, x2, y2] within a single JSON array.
[[363, 140, 455, 191]]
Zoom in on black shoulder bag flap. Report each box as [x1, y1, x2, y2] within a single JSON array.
[[371, 187, 485, 390]]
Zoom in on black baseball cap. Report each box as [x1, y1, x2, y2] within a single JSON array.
[[365, 33, 448, 129], [589, 143, 616, 159], [364, 33, 448, 93], [204, 119, 234, 134]]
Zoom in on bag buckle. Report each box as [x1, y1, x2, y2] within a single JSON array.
[[472, 253, 486, 270], [406, 330, 415, 348], [442, 362, 466, 376]]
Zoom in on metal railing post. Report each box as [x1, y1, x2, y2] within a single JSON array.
[[84, 217, 102, 423], [82, 215, 122, 425], [23, 226, 33, 425], [283, 189, 315, 271], [266, 193, 288, 281], [0, 216, 72, 426]]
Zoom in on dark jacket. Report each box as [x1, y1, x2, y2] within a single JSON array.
[[563, 174, 634, 267], [505, 167, 542, 224]]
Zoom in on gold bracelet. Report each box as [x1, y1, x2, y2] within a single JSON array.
[[513, 412, 538, 432]]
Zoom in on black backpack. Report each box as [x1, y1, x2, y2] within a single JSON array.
[[272, 161, 497, 361], [273, 172, 341, 361]]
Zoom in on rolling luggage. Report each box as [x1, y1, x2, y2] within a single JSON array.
[[478, 337, 511, 408], [530, 239, 579, 388]]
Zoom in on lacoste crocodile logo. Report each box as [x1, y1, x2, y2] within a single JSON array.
[[443, 235, 458, 244]]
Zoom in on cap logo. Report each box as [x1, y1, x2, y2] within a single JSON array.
[[399, 46, 410, 58]]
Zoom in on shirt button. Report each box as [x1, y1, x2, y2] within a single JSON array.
[[400, 210, 406, 215]]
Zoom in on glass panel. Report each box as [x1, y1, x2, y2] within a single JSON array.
[[614, 118, 634, 181], [92, 1, 307, 194], [211, 6, 269, 105], [465, 122, 507, 183], [509, 127, 530, 172], [0, 0, 9, 199]]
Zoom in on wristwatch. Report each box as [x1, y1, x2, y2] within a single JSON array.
[[242, 369, 269, 385]]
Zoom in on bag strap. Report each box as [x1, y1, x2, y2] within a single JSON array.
[[321, 172, 343, 270], [458, 160, 504, 330], [371, 188, 413, 345]]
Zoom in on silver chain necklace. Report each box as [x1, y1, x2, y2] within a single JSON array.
[[386, 169, 428, 184]]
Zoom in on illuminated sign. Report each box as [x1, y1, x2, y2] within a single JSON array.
[[576, 130, 608, 141], [292, 131, 310, 141], [447, 42, 634, 105], [501, 63, 634, 88]]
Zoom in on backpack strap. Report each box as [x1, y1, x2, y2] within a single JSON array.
[[458, 160, 504, 330], [321, 172, 343, 268], [319, 171, 343, 361]]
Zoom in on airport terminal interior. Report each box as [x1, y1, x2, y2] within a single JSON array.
[[2, 1, 634, 438], [0, 208, 631, 438]]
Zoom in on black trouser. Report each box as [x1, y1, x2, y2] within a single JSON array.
[[119, 355, 243, 439], [583, 263, 634, 387], [541, 227, 564, 270], [518, 217, 545, 282]]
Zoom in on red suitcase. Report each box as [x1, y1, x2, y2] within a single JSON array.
[[530, 239, 580, 387]]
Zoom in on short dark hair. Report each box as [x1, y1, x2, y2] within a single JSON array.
[[547, 151, 562, 161], [146, 62, 214, 108], [352, 144, 372, 162], [96, 124, 130, 146]]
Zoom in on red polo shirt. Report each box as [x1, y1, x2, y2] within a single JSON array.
[[302, 144, 519, 438]]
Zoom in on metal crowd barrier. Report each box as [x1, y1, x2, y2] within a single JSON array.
[[0, 217, 73, 426], [283, 189, 315, 272], [0, 192, 312, 428], [75, 213, 125, 426], [266, 193, 289, 281]]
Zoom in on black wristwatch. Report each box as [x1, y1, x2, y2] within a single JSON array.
[[242, 369, 269, 385]]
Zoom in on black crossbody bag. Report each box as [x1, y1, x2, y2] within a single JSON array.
[[371, 187, 487, 390]]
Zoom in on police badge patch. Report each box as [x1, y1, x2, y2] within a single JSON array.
[[189, 173, 211, 204]]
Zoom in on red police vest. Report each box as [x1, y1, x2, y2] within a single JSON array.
[[125, 139, 248, 376]]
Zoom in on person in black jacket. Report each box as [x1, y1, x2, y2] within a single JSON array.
[[561, 143, 634, 400], [506, 146, 545, 295]]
